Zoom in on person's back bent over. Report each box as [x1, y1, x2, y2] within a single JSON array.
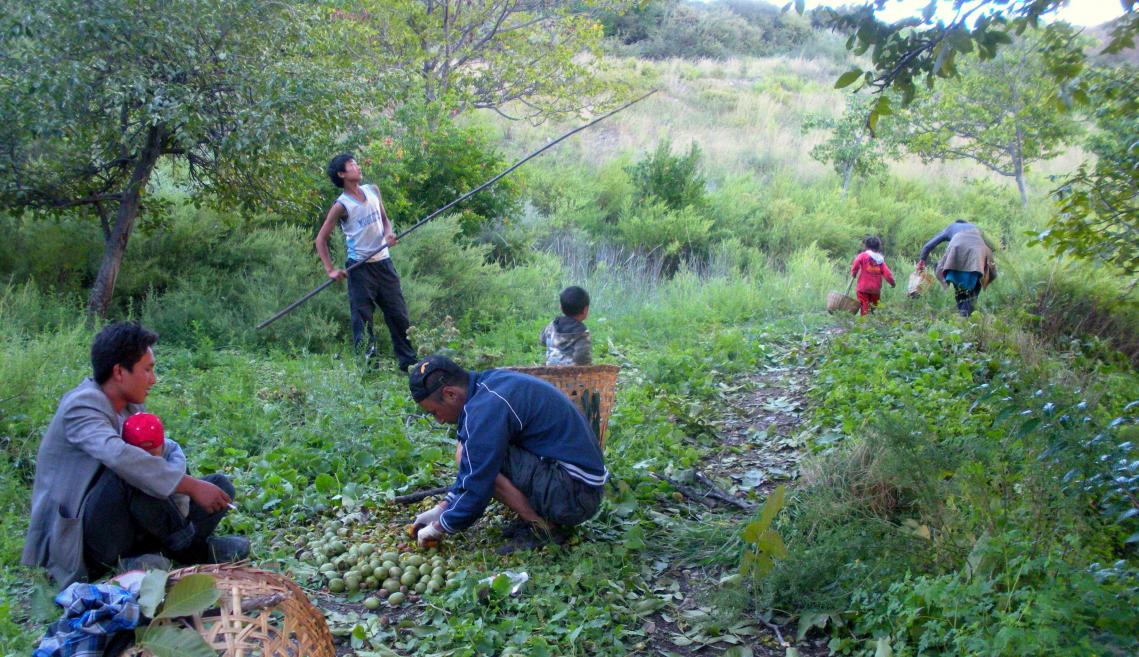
[[408, 355, 607, 553]]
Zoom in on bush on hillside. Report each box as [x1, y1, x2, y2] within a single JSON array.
[[616, 200, 713, 271], [627, 139, 707, 211], [355, 104, 521, 239], [398, 217, 558, 333], [0, 211, 102, 297]]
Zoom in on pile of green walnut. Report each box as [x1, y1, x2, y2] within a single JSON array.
[[297, 520, 458, 609]]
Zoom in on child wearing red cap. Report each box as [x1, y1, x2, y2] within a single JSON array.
[[123, 413, 190, 518]]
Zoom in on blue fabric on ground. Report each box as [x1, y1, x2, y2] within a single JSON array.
[[34, 582, 139, 657]]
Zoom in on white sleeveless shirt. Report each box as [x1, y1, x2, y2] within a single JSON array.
[[337, 184, 389, 262]]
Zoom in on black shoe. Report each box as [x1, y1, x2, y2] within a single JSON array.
[[207, 535, 251, 563], [121, 553, 172, 572], [494, 525, 569, 555], [499, 519, 532, 539]]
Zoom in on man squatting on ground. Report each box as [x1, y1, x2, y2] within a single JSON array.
[[22, 322, 248, 587], [408, 356, 608, 551], [316, 153, 417, 372]]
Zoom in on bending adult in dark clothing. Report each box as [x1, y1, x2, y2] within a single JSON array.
[[918, 219, 998, 316], [22, 322, 249, 587], [407, 355, 608, 552]]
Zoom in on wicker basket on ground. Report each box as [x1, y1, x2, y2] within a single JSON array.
[[508, 364, 620, 448], [826, 291, 860, 314], [826, 278, 860, 314], [120, 563, 334, 657]]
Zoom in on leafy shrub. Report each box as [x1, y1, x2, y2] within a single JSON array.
[[616, 200, 713, 270], [398, 217, 558, 333], [627, 139, 706, 211], [356, 104, 520, 239], [135, 213, 346, 352], [841, 537, 1139, 656], [0, 212, 102, 298]]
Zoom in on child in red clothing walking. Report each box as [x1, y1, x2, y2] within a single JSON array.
[[850, 236, 896, 315]]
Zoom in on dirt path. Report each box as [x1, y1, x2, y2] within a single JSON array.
[[641, 333, 837, 657]]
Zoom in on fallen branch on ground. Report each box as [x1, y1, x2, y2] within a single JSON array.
[[393, 486, 450, 505], [650, 472, 720, 510], [693, 470, 756, 511]]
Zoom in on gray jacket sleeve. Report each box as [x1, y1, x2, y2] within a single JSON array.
[[919, 228, 951, 262], [162, 438, 189, 476], [64, 397, 183, 499]]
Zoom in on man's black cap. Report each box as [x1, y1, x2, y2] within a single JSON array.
[[408, 355, 467, 402]]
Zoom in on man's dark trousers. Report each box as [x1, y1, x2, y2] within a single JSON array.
[[82, 469, 233, 577], [346, 258, 416, 369]]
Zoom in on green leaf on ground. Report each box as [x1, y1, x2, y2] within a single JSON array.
[[135, 625, 216, 657], [137, 570, 169, 619], [154, 574, 219, 620]]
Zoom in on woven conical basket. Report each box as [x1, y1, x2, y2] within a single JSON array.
[[508, 364, 620, 448], [120, 563, 333, 657]]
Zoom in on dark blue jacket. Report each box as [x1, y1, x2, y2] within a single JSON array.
[[439, 369, 608, 533]]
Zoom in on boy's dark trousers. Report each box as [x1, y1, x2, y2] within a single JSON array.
[[346, 258, 416, 369], [82, 468, 233, 578]]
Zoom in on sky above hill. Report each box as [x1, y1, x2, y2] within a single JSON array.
[[802, 0, 1125, 27]]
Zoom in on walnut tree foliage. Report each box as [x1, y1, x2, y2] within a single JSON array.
[[802, 94, 902, 194], [331, 0, 634, 123], [0, 0, 363, 317], [891, 31, 1082, 207], [1038, 64, 1139, 279]]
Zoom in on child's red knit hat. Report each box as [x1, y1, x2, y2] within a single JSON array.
[[123, 412, 164, 451]]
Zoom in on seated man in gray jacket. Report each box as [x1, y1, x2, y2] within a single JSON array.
[[22, 322, 249, 587]]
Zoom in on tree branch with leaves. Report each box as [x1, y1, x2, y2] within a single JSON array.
[[0, 0, 363, 317]]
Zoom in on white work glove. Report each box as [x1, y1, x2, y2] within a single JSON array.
[[413, 504, 445, 531], [417, 521, 445, 548]]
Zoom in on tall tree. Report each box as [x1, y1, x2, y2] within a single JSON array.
[[893, 33, 1081, 207], [0, 0, 358, 317], [803, 94, 901, 195], [334, 0, 633, 122]]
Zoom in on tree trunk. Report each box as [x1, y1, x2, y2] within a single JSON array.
[[841, 160, 854, 196], [1014, 165, 1028, 208], [85, 125, 165, 319], [1013, 125, 1028, 208], [840, 129, 865, 197]]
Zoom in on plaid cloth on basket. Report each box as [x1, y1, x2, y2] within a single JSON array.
[[34, 582, 139, 657]]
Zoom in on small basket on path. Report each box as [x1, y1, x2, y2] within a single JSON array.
[[508, 364, 619, 448], [120, 563, 334, 657], [826, 278, 860, 314]]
